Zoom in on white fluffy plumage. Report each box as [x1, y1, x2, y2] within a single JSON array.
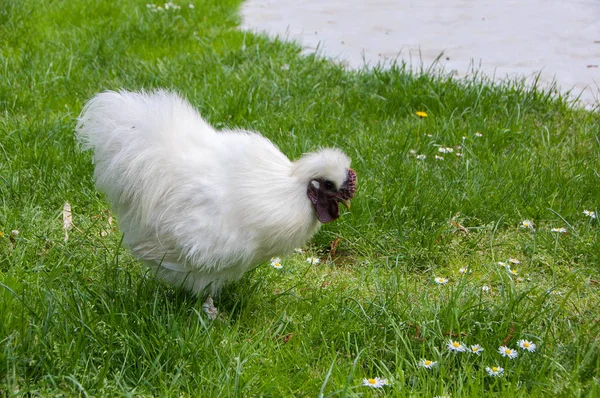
[[76, 90, 355, 296]]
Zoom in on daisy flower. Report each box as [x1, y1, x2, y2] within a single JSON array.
[[508, 258, 520, 265], [584, 210, 597, 219], [409, 149, 417, 155], [456, 152, 464, 157], [520, 220, 535, 231], [485, 366, 504, 377], [164, 2, 181, 10], [447, 340, 466, 352], [475, 132, 483, 137], [498, 346, 518, 359], [481, 285, 491, 292], [518, 339, 537, 352], [438, 147, 454, 153], [419, 359, 438, 369], [306, 257, 320, 265], [509, 268, 518, 276], [551, 227, 567, 233], [362, 377, 388, 388], [435, 155, 444, 160], [434, 277, 449, 285], [270, 257, 283, 269], [416, 154, 427, 160], [416, 111, 428, 118], [189, 3, 195, 8], [497, 261, 508, 268], [459, 267, 470, 274], [470, 344, 484, 355], [293, 248, 304, 254]]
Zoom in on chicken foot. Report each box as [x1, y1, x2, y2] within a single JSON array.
[[202, 295, 218, 320]]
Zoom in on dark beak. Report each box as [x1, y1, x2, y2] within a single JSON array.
[[339, 198, 351, 210]]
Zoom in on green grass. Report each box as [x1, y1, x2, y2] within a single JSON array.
[[1, 0, 599, 396]]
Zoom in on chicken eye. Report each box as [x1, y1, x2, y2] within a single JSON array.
[[324, 180, 335, 190]]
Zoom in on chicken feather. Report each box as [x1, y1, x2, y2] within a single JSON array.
[[76, 90, 355, 296]]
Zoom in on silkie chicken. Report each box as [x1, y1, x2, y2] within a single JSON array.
[[76, 90, 356, 317]]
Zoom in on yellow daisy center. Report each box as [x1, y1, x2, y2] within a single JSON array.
[[368, 378, 376, 385], [424, 360, 432, 366], [453, 342, 460, 348], [492, 367, 499, 372], [523, 342, 530, 348], [472, 347, 478, 351], [505, 349, 511, 354]]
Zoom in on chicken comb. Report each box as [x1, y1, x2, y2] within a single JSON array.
[[340, 168, 357, 200]]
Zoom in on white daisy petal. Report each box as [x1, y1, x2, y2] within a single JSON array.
[[518, 339, 537, 352], [470, 344, 484, 355], [419, 359, 438, 369], [498, 346, 518, 359], [362, 377, 388, 388], [447, 340, 466, 352], [520, 220, 535, 231], [485, 366, 504, 377]]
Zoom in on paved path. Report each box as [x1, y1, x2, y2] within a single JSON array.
[[241, 0, 600, 107]]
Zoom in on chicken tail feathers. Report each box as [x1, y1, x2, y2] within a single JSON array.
[[75, 89, 215, 219], [76, 89, 207, 152]]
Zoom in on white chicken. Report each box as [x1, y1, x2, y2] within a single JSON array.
[[76, 90, 356, 316]]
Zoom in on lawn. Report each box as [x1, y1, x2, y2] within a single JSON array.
[[1, 0, 599, 396]]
